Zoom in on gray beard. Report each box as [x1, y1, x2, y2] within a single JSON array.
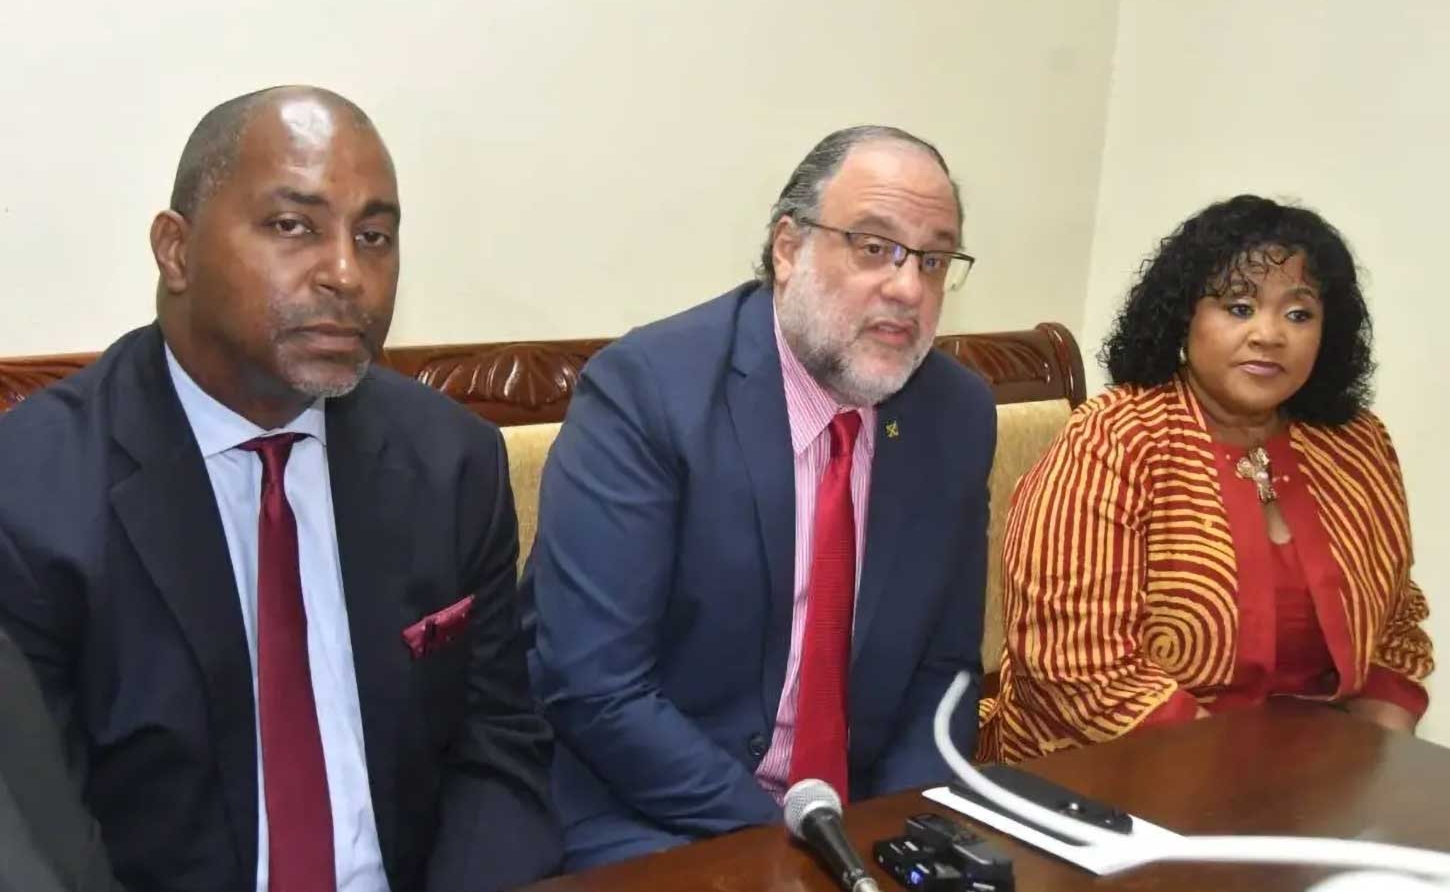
[[286, 356, 371, 399], [775, 250, 931, 407]]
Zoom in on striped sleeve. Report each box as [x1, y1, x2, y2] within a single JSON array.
[[998, 401, 1193, 749], [1363, 417, 1434, 695]]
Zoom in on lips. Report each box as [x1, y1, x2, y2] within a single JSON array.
[[864, 319, 918, 346], [1236, 360, 1285, 377], [287, 323, 367, 355], [295, 323, 363, 338]]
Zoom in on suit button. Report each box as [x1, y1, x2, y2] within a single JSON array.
[[747, 733, 768, 760]]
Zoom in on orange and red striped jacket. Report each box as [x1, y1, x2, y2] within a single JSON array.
[[976, 377, 1433, 764]]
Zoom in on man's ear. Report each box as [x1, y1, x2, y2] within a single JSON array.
[[150, 210, 191, 294], [770, 216, 804, 289]]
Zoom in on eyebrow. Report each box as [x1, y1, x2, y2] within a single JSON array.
[[1215, 284, 1322, 303], [360, 199, 401, 221], [273, 187, 328, 208], [270, 188, 400, 221], [928, 228, 961, 250], [851, 213, 960, 250]]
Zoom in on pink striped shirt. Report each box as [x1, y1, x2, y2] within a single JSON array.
[[755, 312, 876, 799]]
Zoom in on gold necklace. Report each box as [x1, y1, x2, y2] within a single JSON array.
[[1234, 447, 1278, 504]]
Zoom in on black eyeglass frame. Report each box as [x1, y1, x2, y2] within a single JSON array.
[[794, 217, 976, 289]]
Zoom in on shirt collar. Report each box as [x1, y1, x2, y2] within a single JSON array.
[[165, 344, 327, 458], [772, 309, 876, 457]]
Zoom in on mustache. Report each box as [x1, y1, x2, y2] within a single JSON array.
[[272, 301, 374, 335], [859, 313, 921, 334]]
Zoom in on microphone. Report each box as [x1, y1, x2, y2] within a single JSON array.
[[783, 779, 881, 892]]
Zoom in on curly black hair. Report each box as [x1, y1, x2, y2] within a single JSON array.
[[1099, 194, 1373, 425]]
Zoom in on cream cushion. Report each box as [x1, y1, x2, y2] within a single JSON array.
[[981, 399, 1073, 672], [500, 400, 1073, 675], [501, 422, 561, 577]]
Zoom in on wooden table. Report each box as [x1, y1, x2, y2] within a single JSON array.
[[520, 701, 1450, 892]]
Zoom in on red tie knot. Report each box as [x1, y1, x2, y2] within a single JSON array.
[[828, 411, 862, 459], [239, 432, 308, 483]]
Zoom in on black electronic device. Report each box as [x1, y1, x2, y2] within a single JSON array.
[[948, 764, 1132, 846], [873, 812, 1014, 891]]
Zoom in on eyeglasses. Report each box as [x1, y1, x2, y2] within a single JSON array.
[[795, 217, 975, 292]]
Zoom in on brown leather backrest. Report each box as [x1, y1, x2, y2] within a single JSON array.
[[0, 323, 1084, 421]]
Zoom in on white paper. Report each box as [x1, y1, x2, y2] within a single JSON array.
[[921, 785, 1181, 876]]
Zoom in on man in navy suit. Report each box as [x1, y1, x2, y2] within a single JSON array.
[[523, 125, 994, 869], [0, 86, 559, 892]]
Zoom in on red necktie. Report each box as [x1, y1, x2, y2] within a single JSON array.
[[789, 411, 863, 799], [240, 434, 336, 892]]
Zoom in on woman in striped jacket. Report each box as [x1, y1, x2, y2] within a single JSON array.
[[977, 195, 1433, 764]]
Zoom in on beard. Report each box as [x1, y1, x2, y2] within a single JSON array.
[[269, 299, 379, 399], [282, 353, 372, 399], [775, 244, 935, 407]]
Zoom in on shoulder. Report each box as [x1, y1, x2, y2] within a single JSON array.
[[0, 330, 158, 540], [1336, 407, 1394, 447], [594, 282, 756, 377], [571, 282, 763, 428], [347, 363, 504, 460], [913, 348, 995, 414], [0, 328, 150, 468], [1048, 382, 1186, 470], [1295, 408, 1400, 465], [1291, 410, 1417, 516], [0, 328, 146, 431], [1067, 382, 1178, 436]]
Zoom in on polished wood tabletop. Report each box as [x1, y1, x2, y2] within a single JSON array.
[[519, 701, 1450, 892]]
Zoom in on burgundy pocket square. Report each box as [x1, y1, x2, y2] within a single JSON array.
[[402, 595, 475, 659]]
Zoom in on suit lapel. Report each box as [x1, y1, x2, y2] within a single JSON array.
[[325, 381, 415, 875], [853, 376, 932, 663], [724, 287, 797, 723], [107, 325, 259, 884]]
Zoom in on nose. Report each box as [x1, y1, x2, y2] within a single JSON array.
[[1247, 312, 1287, 348], [881, 249, 927, 307], [314, 230, 362, 299]]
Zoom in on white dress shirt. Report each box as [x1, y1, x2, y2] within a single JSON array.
[[166, 347, 389, 892]]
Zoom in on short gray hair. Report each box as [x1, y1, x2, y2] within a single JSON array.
[[756, 125, 963, 285]]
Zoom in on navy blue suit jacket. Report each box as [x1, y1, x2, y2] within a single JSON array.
[[0, 325, 561, 892], [522, 283, 993, 869]]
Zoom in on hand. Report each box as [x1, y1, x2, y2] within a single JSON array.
[[1194, 705, 1211, 719], [1344, 697, 1417, 733]]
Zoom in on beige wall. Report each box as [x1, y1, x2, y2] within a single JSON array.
[[1082, 2, 1450, 742], [8, 0, 1444, 741], [0, 0, 1117, 356]]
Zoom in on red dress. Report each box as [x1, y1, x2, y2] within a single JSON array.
[[1266, 540, 1336, 696], [1145, 433, 1422, 722]]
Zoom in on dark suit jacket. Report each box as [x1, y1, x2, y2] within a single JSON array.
[[0, 626, 118, 892], [522, 282, 993, 869], [0, 324, 561, 892]]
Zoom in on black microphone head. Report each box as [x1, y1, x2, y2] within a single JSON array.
[[784, 778, 842, 839]]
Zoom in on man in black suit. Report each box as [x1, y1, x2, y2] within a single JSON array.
[[0, 86, 559, 892]]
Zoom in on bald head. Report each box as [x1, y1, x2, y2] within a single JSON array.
[[169, 85, 378, 220], [151, 85, 399, 430]]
